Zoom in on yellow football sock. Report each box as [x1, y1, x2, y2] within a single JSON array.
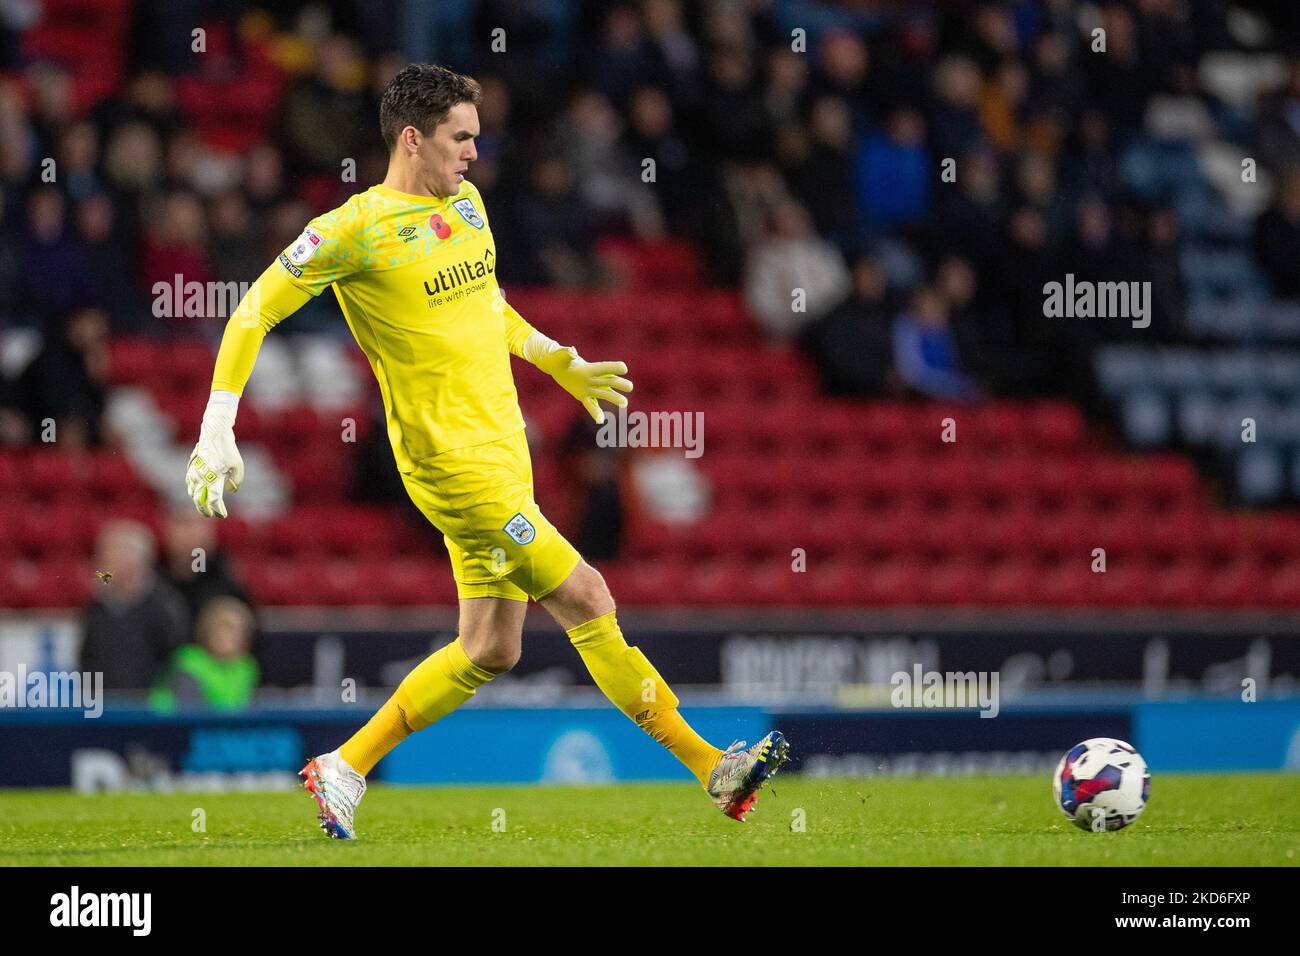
[[566, 611, 723, 785], [338, 637, 496, 776], [338, 693, 416, 777]]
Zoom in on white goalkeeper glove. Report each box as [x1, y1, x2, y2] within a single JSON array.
[[186, 392, 244, 518], [524, 332, 632, 425]]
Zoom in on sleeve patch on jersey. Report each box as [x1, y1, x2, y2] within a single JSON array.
[[278, 252, 304, 278], [503, 512, 536, 545], [452, 198, 485, 229], [287, 226, 323, 264]]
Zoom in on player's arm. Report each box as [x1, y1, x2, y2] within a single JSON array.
[[502, 298, 633, 425], [185, 263, 312, 517]]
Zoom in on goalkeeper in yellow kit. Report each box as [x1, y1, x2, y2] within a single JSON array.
[[184, 65, 787, 837]]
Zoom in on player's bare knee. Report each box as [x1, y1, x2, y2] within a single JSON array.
[[566, 562, 615, 620], [480, 646, 521, 673], [462, 637, 520, 673], [585, 565, 615, 617]]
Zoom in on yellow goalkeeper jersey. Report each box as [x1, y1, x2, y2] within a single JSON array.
[[275, 180, 533, 471]]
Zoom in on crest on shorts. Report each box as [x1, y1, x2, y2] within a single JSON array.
[[452, 197, 485, 229], [503, 512, 536, 545]]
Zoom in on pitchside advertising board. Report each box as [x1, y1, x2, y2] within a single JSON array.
[[5, 614, 1297, 696], [0, 706, 768, 788], [241, 623, 1300, 697], [1, 614, 1298, 787], [3, 700, 1298, 788]]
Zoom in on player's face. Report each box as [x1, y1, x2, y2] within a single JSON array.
[[421, 101, 479, 197]]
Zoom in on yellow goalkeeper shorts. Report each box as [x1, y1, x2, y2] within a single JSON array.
[[400, 428, 581, 602]]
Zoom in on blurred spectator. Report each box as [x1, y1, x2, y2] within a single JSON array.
[[279, 34, 371, 175], [854, 106, 932, 234], [800, 255, 895, 396], [138, 191, 212, 328], [701, 45, 768, 161], [478, 0, 580, 75], [91, 70, 182, 135], [716, 161, 789, 284], [101, 119, 164, 244], [928, 56, 985, 160], [1026, 31, 1082, 133], [763, 47, 810, 130], [0, 188, 21, 323], [813, 27, 871, 108], [785, 96, 863, 252], [515, 155, 601, 285], [12, 305, 110, 448], [980, 59, 1030, 156], [1255, 58, 1300, 174], [81, 520, 190, 691], [470, 74, 523, 191], [555, 90, 662, 238], [57, 121, 103, 201], [744, 200, 851, 339], [18, 187, 95, 323], [150, 596, 259, 713], [1063, 197, 1126, 314], [207, 191, 264, 289], [91, 71, 182, 146], [1253, 166, 1300, 300], [1012, 150, 1070, 242], [643, 0, 700, 103], [625, 85, 703, 239], [75, 194, 144, 332], [0, 0, 37, 69], [588, 4, 664, 110], [557, 413, 631, 561], [892, 285, 983, 402], [243, 143, 289, 215], [27, 64, 73, 153], [1140, 204, 1187, 340], [161, 510, 252, 622], [927, 144, 1003, 268], [1060, 109, 1120, 199], [353, 398, 409, 506], [963, 207, 1061, 396], [1083, 2, 1148, 134], [952, 4, 1019, 74]]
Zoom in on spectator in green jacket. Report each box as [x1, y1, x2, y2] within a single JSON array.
[[151, 596, 258, 712]]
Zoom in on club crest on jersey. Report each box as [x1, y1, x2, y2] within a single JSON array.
[[503, 512, 536, 546], [287, 226, 322, 265], [452, 197, 485, 229]]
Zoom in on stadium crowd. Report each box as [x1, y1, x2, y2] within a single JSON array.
[[1, 1, 1296, 412]]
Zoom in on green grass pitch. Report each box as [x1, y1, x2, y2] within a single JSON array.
[[1, 774, 1296, 866]]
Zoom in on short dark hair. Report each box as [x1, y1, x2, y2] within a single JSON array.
[[379, 64, 482, 152]]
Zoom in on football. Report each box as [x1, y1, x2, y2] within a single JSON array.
[[1053, 737, 1151, 831]]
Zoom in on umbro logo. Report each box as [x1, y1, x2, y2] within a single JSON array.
[[398, 225, 419, 243]]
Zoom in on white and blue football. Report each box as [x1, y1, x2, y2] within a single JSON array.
[[1053, 737, 1150, 831]]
